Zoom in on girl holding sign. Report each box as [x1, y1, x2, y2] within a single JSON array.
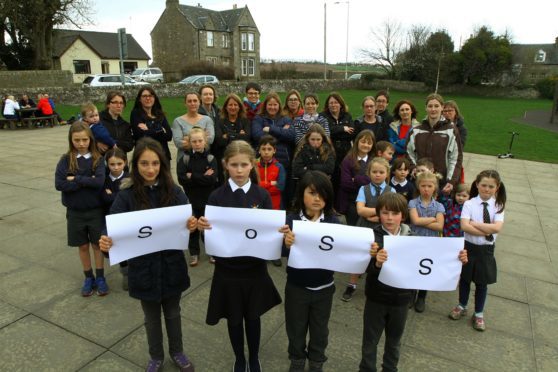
[[449, 170, 506, 331], [198, 140, 284, 372], [282, 170, 339, 372], [99, 138, 197, 372]]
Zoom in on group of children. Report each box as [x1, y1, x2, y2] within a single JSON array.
[[56, 91, 505, 371]]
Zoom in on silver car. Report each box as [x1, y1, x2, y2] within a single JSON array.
[[178, 75, 219, 85], [82, 74, 148, 87], [131, 68, 164, 83]]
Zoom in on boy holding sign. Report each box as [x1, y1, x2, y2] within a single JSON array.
[[359, 193, 467, 372]]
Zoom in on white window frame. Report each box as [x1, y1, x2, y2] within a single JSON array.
[[222, 34, 230, 48], [241, 33, 247, 51], [241, 58, 255, 76], [535, 49, 546, 63], [207, 31, 214, 47], [248, 33, 255, 51], [207, 57, 217, 65]]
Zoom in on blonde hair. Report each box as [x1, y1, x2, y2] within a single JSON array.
[[188, 126, 208, 150], [367, 157, 390, 176], [415, 172, 440, 197], [223, 140, 260, 184], [80, 102, 98, 118]]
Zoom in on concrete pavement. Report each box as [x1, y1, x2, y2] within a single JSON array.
[[0, 125, 557, 371]]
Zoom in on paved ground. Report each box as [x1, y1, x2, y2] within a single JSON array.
[[514, 109, 558, 133], [0, 125, 557, 371]]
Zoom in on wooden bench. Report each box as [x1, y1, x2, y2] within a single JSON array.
[[22, 115, 57, 129], [0, 118, 20, 130]]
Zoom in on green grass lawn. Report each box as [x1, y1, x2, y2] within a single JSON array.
[[55, 89, 557, 163]]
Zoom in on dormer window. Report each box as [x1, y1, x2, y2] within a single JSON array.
[[535, 49, 546, 63]]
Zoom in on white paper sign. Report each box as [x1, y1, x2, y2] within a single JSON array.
[[204, 205, 286, 259], [287, 220, 374, 274], [378, 236, 464, 291], [106, 204, 192, 265]]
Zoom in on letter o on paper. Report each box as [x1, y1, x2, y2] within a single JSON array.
[[245, 229, 258, 239]]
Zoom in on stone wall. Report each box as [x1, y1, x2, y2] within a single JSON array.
[[1, 78, 540, 104], [0, 70, 73, 90]]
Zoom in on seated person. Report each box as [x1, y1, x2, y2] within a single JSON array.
[[3, 95, 20, 119], [18, 94, 37, 119], [44, 93, 66, 124], [36, 94, 54, 117]]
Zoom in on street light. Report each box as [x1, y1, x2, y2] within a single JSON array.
[[334, 0, 349, 79], [323, 1, 327, 80]]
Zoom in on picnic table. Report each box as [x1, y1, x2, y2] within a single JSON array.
[[0, 108, 57, 130]]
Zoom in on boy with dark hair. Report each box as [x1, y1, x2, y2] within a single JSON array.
[[257, 135, 286, 212]]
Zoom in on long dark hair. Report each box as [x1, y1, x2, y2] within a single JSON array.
[[130, 137, 176, 210], [470, 170, 506, 213], [294, 124, 335, 162], [132, 87, 164, 120], [291, 170, 335, 218], [346, 129, 375, 173]]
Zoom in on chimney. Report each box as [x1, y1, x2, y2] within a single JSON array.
[[233, 4, 237, 8], [166, 0, 179, 8], [555, 37, 558, 48], [197, 3, 202, 7]]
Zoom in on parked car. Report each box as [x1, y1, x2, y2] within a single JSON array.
[[348, 73, 362, 80], [131, 67, 164, 83], [82, 74, 149, 87], [178, 75, 219, 85]]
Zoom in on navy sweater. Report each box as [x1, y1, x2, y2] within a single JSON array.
[[207, 181, 273, 277], [55, 155, 105, 210], [283, 213, 338, 288]]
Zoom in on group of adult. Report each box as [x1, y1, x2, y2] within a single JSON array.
[[2, 93, 65, 123], [95, 85, 467, 200]]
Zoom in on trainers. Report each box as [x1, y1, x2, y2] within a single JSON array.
[[209, 256, 216, 264], [449, 306, 467, 320], [289, 358, 306, 372], [145, 358, 163, 372], [309, 360, 324, 372], [414, 296, 426, 313], [81, 277, 95, 297], [472, 315, 486, 331], [189, 255, 199, 267], [271, 259, 282, 267], [341, 285, 356, 302], [171, 352, 194, 372], [95, 276, 109, 296]]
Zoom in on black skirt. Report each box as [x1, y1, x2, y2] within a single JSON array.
[[206, 262, 282, 326], [460, 241, 497, 285]]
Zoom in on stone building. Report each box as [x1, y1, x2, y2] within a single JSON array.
[[510, 37, 558, 85], [52, 30, 150, 83], [151, 0, 260, 81]]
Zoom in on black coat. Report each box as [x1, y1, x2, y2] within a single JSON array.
[[99, 110, 135, 153], [109, 183, 191, 302], [292, 143, 335, 179]]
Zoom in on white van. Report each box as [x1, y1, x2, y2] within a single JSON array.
[[131, 68, 164, 83]]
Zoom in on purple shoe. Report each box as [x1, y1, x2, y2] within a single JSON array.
[[171, 352, 195, 372]]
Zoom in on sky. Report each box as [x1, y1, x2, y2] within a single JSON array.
[[88, 0, 558, 64]]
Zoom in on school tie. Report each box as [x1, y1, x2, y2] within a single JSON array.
[[482, 202, 494, 242], [373, 185, 381, 197], [233, 188, 246, 207], [358, 159, 366, 174]]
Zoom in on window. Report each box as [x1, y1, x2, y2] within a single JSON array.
[[248, 33, 255, 51], [241, 33, 247, 50], [207, 31, 214, 47], [101, 61, 110, 74], [241, 58, 255, 76], [206, 57, 217, 65], [535, 49, 546, 63], [73, 60, 91, 74], [222, 34, 230, 48]]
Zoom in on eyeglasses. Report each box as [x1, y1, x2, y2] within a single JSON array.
[[247, 92, 259, 96], [141, 94, 154, 99], [110, 101, 124, 105], [288, 98, 299, 102], [442, 109, 455, 113]]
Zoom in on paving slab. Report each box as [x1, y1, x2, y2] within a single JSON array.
[[526, 278, 558, 311], [530, 305, 558, 346], [80, 351, 142, 372], [0, 299, 27, 329]]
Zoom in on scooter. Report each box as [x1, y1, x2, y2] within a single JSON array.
[[497, 132, 519, 159]]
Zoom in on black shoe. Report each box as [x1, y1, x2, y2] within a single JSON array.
[[233, 359, 247, 372], [414, 296, 426, 313], [341, 285, 355, 302], [248, 358, 261, 372], [271, 259, 282, 267]]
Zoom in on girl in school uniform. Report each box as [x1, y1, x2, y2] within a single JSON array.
[[449, 170, 506, 331], [291, 124, 335, 181], [408, 171, 445, 313], [99, 138, 197, 372], [282, 170, 339, 372], [197, 140, 285, 372], [101, 147, 129, 290], [55, 122, 108, 297]]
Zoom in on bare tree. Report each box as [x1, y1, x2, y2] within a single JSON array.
[[359, 19, 403, 78]]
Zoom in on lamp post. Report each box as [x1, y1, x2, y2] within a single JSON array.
[[334, 1, 350, 79], [323, 1, 327, 80]]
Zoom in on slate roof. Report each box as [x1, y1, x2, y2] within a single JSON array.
[[52, 29, 150, 60], [511, 41, 558, 65], [177, 5, 248, 31]]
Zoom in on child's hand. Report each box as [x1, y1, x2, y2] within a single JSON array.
[[279, 225, 294, 248], [99, 235, 113, 253], [458, 249, 468, 264], [263, 127, 270, 133], [138, 123, 148, 131], [197, 216, 211, 231], [105, 189, 112, 195], [204, 169, 214, 176], [186, 216, 198, 232], [182, 135, 190, 149], [186, 172, 192, 179], [442, 182, 453, 194], [67, 176, 75, 181], [240, 130, 246, 134], [375, 248, 388, 267], [270, 181, 277, 186], [370, 242, 379, 257]]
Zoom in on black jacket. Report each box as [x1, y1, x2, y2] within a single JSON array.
[[364, 224, 415, 306], [321, 111, 354, 161], [109, 183, 191, 302], [130, 108, 172, 161], [99, 110, 134, 153], [176, 149, 217, 210], [55, 155, 105, 210], [292, 143, 335, 179]]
